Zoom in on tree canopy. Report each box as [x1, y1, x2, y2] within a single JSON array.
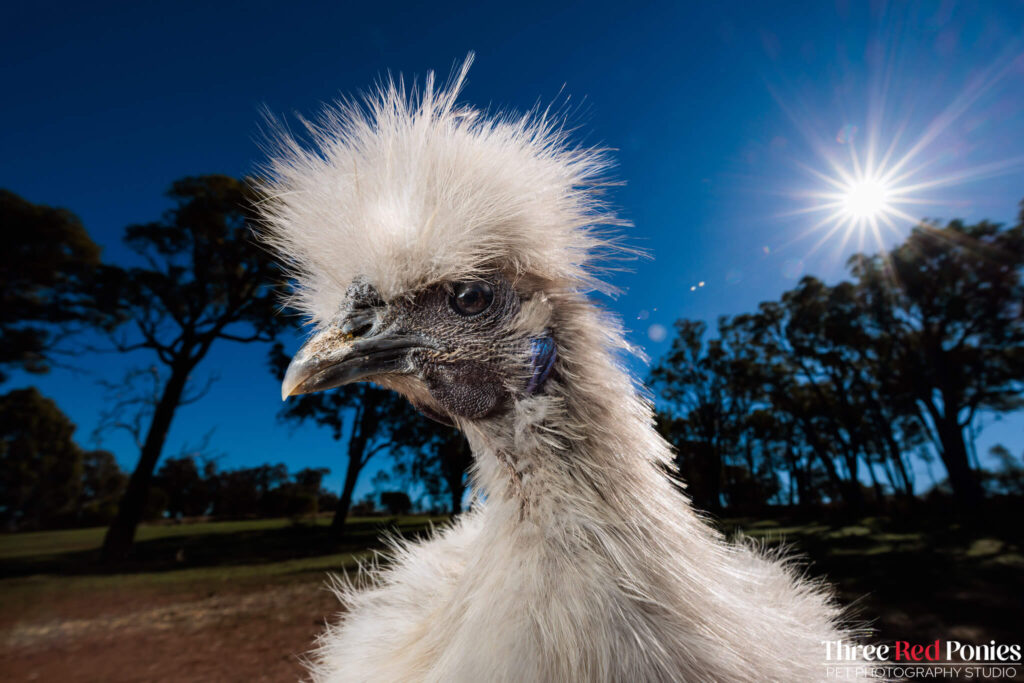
[[0, 190, 103, 382], [653, 208, 1024, 512], [100, 175, 286, 560], [0, 387, 125, 530], [270, 340, 430, 536]]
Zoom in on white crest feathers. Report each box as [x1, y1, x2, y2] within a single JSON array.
[[257, 55, 627, 323]]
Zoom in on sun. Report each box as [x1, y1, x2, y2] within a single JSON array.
[[774, 42, 1024, 260], [841, 177, 890, 221], [791, 143, 925, 255]]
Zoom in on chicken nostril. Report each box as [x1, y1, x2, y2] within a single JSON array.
[[341, 311, 375, 338]]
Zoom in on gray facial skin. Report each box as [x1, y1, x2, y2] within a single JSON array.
[[281, 275, 534, 427]]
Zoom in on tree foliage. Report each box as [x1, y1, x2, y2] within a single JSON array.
[[100, 175, 285, 560], [382, 410, 473, 515], [149, 456, 333, 521], [270, 341, 430, 536], [0, 190, 103, 382], [0, 388, 125, 529], [653, 208, 1024, 512], [380, 491, 412, 515]]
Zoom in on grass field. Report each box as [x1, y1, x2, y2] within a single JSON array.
[[2, 512, 1022, 682]]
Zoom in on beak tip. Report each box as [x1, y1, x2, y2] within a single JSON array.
[[280, 363, 306, 401]]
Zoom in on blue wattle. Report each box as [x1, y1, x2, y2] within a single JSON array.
[[526, 334, 557, 395]]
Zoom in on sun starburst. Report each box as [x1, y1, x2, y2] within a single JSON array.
[[841, 178, 889, 220], [794, 138, 931, 256], [774, 44, 1024, 260]]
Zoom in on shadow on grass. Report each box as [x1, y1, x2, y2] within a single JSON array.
[[718, 506, 1024, 647], [4, 503, 1023, 651], [0, 517, 447, 579]]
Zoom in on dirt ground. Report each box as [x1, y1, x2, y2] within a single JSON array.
[[3, 512, 1021, 682], [0, 580, 338, 682]]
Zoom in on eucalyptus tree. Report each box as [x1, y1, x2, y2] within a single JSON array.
[[0, 387, 83, 529], [100, 175, 284, 560], [781, 277, 920, 499], [651, 318, 765, 512], [0, 190, 103, 382], [727, 304, 864, 508], [271, 342, 427, 536], [389, 413, 473, 515], [851, 211, 1024, 507]]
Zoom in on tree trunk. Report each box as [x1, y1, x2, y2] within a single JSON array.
[[921, 392, 984, 509], [882, 430, 915, 498], [441, 436, 470, 515], [775, 390, 863, 510], [866, 460, 885, 503], [936, 416, 983, 508], [802, 425, 863, 510], [842, 451, 863, 503], [102, 363, 191, 561], [704, 444, 723, 513], [331, 454, 362, 537], [449, 485, 463, 516], [330, 406, 375, 539], [894, 450, 915, 499]]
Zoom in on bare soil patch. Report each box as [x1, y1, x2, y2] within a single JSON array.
[[1, 580, 339, 682]]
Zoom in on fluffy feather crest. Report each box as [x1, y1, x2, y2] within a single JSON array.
[[257, 55, 628, 323]]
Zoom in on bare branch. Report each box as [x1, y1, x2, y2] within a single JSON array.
[[219, 330, 275, 344], [180, 372, 220, 405], [91, 366, 163, 450]]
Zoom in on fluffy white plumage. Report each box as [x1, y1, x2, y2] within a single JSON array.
[[260, 57, 623, 321], [260, 57, 876, 682]]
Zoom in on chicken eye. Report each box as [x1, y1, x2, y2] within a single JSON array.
[[451, 281, 494, 316]]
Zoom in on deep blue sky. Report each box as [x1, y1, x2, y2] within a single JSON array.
[[3, 1, 1023, 502]]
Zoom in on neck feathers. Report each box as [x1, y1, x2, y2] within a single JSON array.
[[464, 295, 684, 530], [456, 298, 856, 682]]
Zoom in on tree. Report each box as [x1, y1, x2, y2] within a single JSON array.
[[100, 175, 284, 560], [293, 466, 330, 495], [79, 449, 127, 525], [389, 415, 473, 515], [776, 277, 921, 500], [0, 388, 83, 529], [281, 466, 330, 520], [290, 466, 337, 513], [380, 491, 412, 515], [651, 319, 767, 512], [155, 455, 209, 518], [655, 411, 718, 509], [734, 302, 869, 509], [0, 190, 103, 382], [852, 212, 1024, 507], [209, 467, 263, 518], [271, 342, 431, 537], [432, 428, 473, 514]]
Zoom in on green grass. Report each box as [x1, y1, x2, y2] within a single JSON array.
[[0, 514, 451, 623], [716, 511, 1024, 647], [0, 515, 440, 561], [0, 548, 371, 617], [3, 510, 1023, 649], [0, 515, 449, 585]]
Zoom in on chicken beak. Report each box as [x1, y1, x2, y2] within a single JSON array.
[[280, 322, 431, 400]]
